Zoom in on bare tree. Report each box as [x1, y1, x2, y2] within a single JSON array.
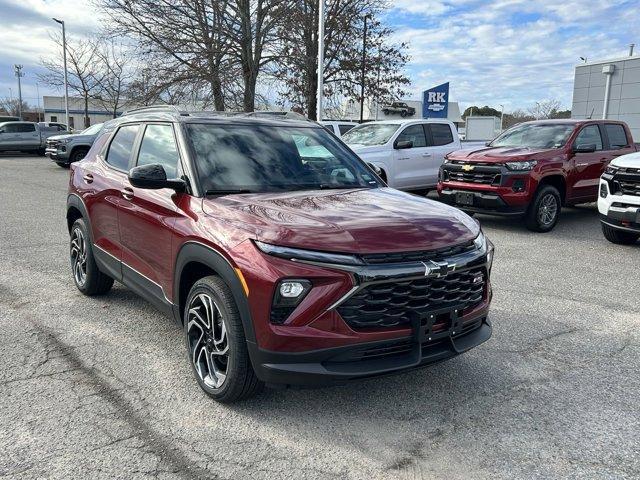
[[0, 98, 30, 117], [91, 40, 136, 118], [39, 33, 101, 128], [272, 0, 410, 120], [528, 99, 563, 120]]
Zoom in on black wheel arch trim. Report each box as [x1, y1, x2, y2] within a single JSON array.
[[66, 193, 92, 240], [174, 241, 256, 343]]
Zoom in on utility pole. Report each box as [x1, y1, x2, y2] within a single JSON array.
[[499, 104, 504, 131], [36, 83, 42, 122], [14, 65, 24, 119], [359, 14, 368, 123], [316, 0, 325, 122], [53, 18, 69, 129]]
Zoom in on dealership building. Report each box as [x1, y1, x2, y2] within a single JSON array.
[[571, 52, 640, 139]]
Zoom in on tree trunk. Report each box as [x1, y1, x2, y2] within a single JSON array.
[[210, 76, 225, 111], [84, 94, 90, 128]]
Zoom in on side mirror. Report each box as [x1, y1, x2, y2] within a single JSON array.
[[394, 140, 413, 150], [128, 163, 186, 191], [573, 143, 597, 153], [367, 162, 382, 176]]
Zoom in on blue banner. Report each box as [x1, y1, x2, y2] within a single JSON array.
[[422, 82, 449, 119]]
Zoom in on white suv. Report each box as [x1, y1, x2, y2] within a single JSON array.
[[598, 151, 640, 245], [342, 119, 461, 192]]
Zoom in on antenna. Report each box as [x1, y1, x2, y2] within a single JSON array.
[[587, 107, 595, 119]]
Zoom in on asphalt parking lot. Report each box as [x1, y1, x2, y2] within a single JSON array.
[[0, 154, 638, 480]]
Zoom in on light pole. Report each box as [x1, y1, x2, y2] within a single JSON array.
[[36, 83, 42, 122], [14, 65, 24, 119], [316, 0, 325, 122], [499, 104, 504, 131], [52, 18, 69, 129]]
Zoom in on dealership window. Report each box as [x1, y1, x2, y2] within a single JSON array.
[[396, 124, 427, 147], [605, 124, 628, 149], [51, 116, 58, 122], [137, 124, 180, 178], [69, 117, 75, 129], [575, 125, 603, 151], [428, 123, 454, 146], [106, 125, 139, 170]]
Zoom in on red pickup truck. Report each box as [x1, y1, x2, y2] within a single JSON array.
[[437, 119, 637, 231]]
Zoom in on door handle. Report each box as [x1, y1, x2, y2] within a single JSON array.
[[422, 153, 432, 157], [600, 158, 609, 162], [121, 187, 134, 200], [83, 173, 94, 184], [398, 157, 410, 160]]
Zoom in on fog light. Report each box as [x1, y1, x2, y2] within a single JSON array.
[[512, 179, 525, 192], [280, 281, 305, 298], [600, 183, 608, 198]]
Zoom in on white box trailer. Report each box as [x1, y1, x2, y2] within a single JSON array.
[[465, 116, 501, 141]]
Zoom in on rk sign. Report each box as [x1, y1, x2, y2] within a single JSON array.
[[422, 82, 449, 119]]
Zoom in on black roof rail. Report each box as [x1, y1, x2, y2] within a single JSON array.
[[121, 105, 183, 116]]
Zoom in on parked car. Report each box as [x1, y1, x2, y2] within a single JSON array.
[[66, 107, 494, 402], [599, 151, 640, 244], [46, 122, 104, 167], [382, 102, 416, 117], [0, 115, 20, 123], [320, 120, 358, 137], [0, 121, 68, 155], [438, 120, 638, 232], [342, 119, 461, 193]]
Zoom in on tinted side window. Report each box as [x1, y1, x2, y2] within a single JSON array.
[[429, 123, 454, 146], [137, 124, 180, 178], [605, 124, 628, 149], [397, 124, 427, 148], [4, 124, 20, 133], [339, 124, 355, 135], [106, 125, 139, 170], [575, 125, 603, 151], [17, 124, 36, 133]]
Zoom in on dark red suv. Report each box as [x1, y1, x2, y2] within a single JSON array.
[[66, 107, 494, 402]]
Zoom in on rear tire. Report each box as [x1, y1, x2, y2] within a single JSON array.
[[70, 218, 114, 295], [56, 162, 70, 168], [525, 185, 561, 232], [601, 222, 640, 245], [184, 276, 263, 403]]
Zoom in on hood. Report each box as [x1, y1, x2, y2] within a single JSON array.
[[346, 144, 388, 156], [47, 133, 95, 142], [449, 146, 557, 164], [202, 188, 479, 254], [611, 151, 640, 169]]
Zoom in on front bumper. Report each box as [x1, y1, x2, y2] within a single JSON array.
[[598, 177, 640, 232], [249, 314, 492, 387], [437, 163, 532, 215], [45, 144, 69, 162]]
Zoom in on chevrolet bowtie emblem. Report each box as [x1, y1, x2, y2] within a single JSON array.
[[461, 164, 474, 171], [422, 260, 456, 278]]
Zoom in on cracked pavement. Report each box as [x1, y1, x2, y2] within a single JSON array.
[[0, 154, 638, 479]]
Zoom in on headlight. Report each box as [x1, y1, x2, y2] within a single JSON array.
[[473, 231, 487, 252], [505, 160, 537, 171], [58, 139, 68, 145], [443, 158, 451, 164], [254, 240, 364, 266], [604, 165, 619, 175]]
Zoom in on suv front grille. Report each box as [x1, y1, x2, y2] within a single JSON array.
[[337, 268, 486, 329], [361, 241, 475, 264], [46, 139, 59, 149]]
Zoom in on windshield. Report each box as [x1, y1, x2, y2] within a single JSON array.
[[342, 123, 400, 146], [186, 124, 380, 193], [490, 123, 575, 149], [81, 123, 103, 135]]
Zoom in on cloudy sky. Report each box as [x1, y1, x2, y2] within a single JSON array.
[[0, 0, 638, 113]]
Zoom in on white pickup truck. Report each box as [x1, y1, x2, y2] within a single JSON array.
[[342, 119, 461, 192]]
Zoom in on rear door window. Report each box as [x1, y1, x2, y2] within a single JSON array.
[[428, 123, 454, 146], [106, 125, 139, 170], [338, 124, 355, 135], [396, 124, 427, 148], [604, 124, 628, 149], [136, 124, 180, 179], [16, 124, 36, 133]]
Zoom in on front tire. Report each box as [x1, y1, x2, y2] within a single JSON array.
[[601, 222, 640, 245], [184, 276, 263, 403], [70, 148, 89, 163], [525, 185, 561, 232], [70, 218, 114, 295]]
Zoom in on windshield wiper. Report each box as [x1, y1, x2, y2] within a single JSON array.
[[205, 188, 253, 196]]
